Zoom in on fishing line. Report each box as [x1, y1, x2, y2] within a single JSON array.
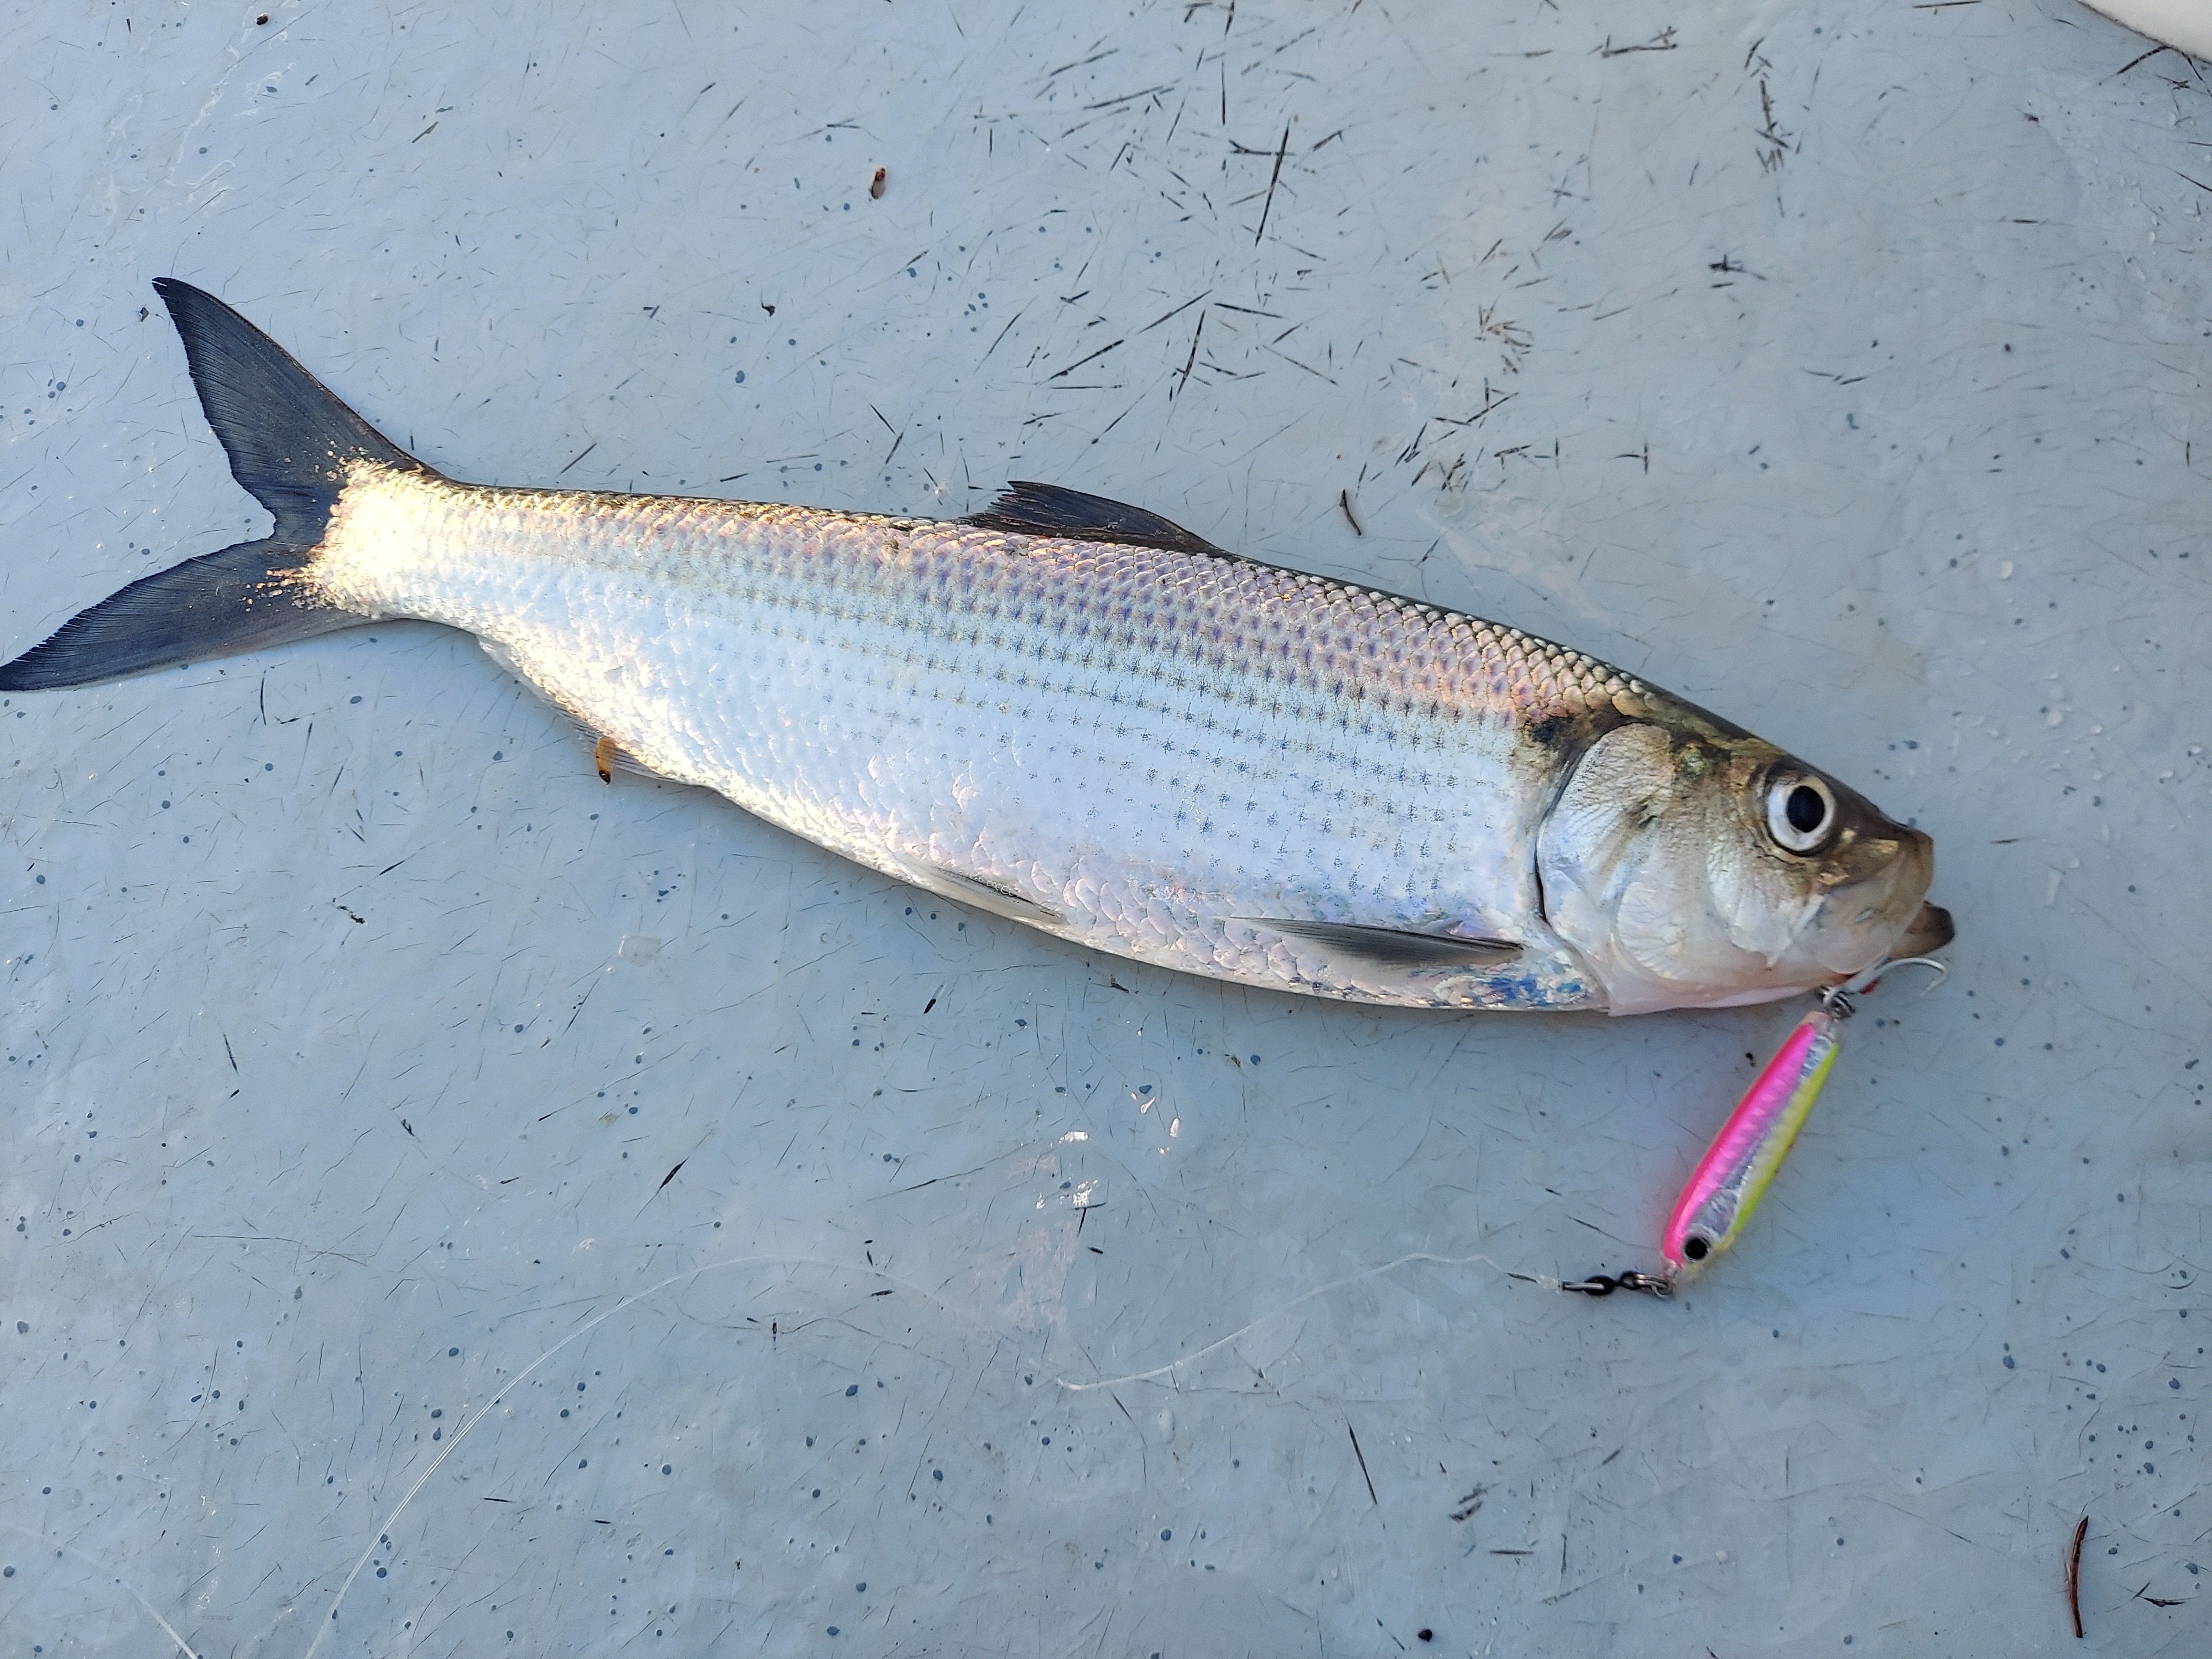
[[331, 963, 1953, 1647], [11, 1244, 1544, 1653], [1055, 1251, 1525, 1391], [299, 1250, 975, 1659], [0, 1518, 204, 1659]]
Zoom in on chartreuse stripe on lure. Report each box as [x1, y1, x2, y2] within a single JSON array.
[[1661, 1001, 1846, 1278], [2, 280, 1951, 1015]]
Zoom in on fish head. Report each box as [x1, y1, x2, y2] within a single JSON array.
[[1535, 718, 1940, 1015]]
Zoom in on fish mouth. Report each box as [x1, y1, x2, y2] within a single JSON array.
[[1895, 900, 1955, 959]]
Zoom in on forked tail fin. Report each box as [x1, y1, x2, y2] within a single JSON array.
[[0, 278, 432, 691]]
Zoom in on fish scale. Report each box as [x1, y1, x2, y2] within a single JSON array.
[[314, 467, 1619, 1009]]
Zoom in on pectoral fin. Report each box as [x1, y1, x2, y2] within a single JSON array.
[[1253, 918, 1521, 971], [919, 866, 1066, 927]]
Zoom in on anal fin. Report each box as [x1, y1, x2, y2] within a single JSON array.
[[475, 637, 658, 782], [564, 721, 655, 780]]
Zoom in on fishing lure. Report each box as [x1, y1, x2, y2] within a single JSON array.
[[1562, 956, 1947, 1297]]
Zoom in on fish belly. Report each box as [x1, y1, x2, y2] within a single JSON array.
[[312, 468, 1614, 1010]]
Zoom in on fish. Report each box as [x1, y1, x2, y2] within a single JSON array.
[[1, 280, 1953, 1014]]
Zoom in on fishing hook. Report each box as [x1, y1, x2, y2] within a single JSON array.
[[1819, 954, 1948, 1019]]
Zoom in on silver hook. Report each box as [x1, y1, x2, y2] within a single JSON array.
[[1819, 954, 1948, 1018], [1884, 956, 1950, 993]]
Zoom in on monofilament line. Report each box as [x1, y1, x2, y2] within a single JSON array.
[[1055, 1251, 1515, 1391]]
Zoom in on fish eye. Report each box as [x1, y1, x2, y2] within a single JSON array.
[[1683, 1234, 1711, 1262], [1764, 772, 1838, 854]]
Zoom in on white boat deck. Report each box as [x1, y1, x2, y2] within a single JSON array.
[[1, 3, 2203, 1652]]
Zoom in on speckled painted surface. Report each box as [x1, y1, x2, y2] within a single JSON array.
[[1, 2, 2206, 1654]]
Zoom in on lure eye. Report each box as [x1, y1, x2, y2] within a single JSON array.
[[1683, 1233, 1712, 1262], [1765, 773, 1838, 854]]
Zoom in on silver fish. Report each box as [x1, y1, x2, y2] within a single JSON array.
[[2, 281, 1951, 1014]]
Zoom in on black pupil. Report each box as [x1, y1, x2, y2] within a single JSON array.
[[1785, 784, 1827, 834], [1683, 1235, 1710, 1261]]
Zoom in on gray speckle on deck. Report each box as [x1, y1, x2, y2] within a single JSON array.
[[0, 2, 2205, 1653]]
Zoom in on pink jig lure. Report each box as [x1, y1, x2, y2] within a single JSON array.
[[1561, 957, 1945, 1299], [1661, 1003, 1847, 1279]]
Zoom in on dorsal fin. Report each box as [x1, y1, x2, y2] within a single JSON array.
[[959, 481, 1224, 555]]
